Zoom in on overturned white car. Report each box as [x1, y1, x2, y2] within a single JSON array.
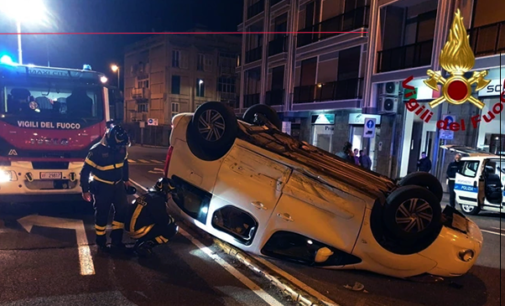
[[163, 101, 483, 279]]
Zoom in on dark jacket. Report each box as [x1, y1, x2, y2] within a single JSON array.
[[446, 161, 463, 179], [125, 191, 173, 239], [359, 155, 372, 170], [79, 142, 129, 193], [417, 157, 432, 172]]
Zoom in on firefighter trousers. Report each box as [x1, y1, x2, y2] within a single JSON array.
[[91, 181, 128, 246], [137, 222, 178, 246]]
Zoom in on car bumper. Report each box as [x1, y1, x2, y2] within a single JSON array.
[[420, 218, 483, 277]]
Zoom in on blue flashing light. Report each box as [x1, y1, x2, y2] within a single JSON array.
[[0, 55, 14, 65], [83, 64, 92, 71]]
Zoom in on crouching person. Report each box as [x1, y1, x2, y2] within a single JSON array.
[[125, 177, 179, 257]]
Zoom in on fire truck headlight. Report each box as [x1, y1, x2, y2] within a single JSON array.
[[0, 171, 14, 183], [100, 76, 108, 83]]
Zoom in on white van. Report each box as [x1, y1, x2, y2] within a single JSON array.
[[442, 145, 504, 215]]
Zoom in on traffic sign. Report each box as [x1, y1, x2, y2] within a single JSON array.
[[147, 118, 158, 126], [440, 114, 455, 140], [363, 118, 376, 138]]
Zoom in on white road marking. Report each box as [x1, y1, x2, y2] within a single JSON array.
[[130, 189, 282, 306], [148, 168, 164, 174], [138, 159, 150, 163], [253, 256, 339, 306], [151, 160, 163, 164], [481, 229, 505, 237], [128, 159, 136, 163], [490, 226, 504, 231], [17, 214, 95, 276]]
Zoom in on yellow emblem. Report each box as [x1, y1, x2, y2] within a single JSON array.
[[424, 9, 490, 109]]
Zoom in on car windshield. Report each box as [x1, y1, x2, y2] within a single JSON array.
[[0, 77, 104, 120], [236, 121, 396, 196], [489, 159, 505, 174]]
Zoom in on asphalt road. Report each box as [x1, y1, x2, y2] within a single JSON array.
[[0, 145, 503, 306]]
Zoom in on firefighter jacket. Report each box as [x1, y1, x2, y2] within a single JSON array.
[[79, 142, 129, 193], [125, 191, 173, 239]]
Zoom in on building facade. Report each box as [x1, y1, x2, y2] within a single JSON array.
[[363, 0, 505, 184], [124, 33, 241, 126], [237, 0, 373, 161], [238, 0, 504, 183]]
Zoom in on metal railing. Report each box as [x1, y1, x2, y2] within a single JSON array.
[[270, 0, 283, 6], [297, 6, 370, 47], [376, 39, 433, 73], [245, 46, 263, 63], [265, 89, 285, 105], [293, 78, 364, 104], [243, 93, 260, 108], [469, 20, 505, 57], [131, 88, 151, 100], [268, 36, 288, 56]]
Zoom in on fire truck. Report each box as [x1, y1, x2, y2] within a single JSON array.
[[0, 56, 122, 202]]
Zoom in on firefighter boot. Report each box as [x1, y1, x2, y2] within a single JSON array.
[[134, 240, 156, 258]]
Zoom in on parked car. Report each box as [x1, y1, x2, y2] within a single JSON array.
[[441, 145, 504, 215], [163, 101, 483, 279]]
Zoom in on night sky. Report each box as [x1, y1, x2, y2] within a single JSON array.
[[0, 0, 243, 80]]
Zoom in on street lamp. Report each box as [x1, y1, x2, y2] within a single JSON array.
[[111, 64, 120, 88], [0, 0, 48, 64]]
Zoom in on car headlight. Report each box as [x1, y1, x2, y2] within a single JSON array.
[[458, 249, 474, 262], [0, 171, 13, 183]]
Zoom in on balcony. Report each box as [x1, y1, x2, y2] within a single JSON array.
[[265, 89, 285, 106], [293, 78, 364, 104], [131, 88, 151, 101], [469, 21, 505, 57], [376, 40, 433, 73], [244, 93, 260, 108], [297, 6, 369, 48], [270, 0, 283, 6], [268, 36, 288, 56], [247, 0, 264, 19], [245, 46, 263, 63]]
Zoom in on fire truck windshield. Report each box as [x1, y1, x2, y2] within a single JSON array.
[[0, 78, 104, 121]]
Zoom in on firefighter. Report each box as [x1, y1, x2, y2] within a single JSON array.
[[125, 177, 179, 257], [80, 125, 131, 251]]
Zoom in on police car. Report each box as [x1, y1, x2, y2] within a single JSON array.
[[442, 145, 504, 215]]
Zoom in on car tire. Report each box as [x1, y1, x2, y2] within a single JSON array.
[[383, 185, 442, 242], [186, 101, 238, 161], [459, 204, 481, 215], [397, 172, 443, 202], [242, 104, 282, 130]]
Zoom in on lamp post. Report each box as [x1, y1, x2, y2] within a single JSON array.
[[111, 64, 120, 89], [1, 0, 47, 64]]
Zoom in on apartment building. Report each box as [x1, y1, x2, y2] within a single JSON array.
[[362, 0, 505, 181], [124, 33, 241, 125], [237, 0, 372, 158]]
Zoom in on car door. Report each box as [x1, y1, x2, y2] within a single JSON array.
[[207, 143, 292, 251], [258, 170, 367, 265], [454, 159, 484, 206], [485, 158, 505, 207]]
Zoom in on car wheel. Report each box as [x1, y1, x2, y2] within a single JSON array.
[[397, 172, 443, 202], [459, 204, 481, 215], [242, 104, 282, 130], [187, 101, 238, 161], [384, 185, 442, 242]]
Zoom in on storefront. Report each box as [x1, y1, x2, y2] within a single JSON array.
[[310, 113, 336, 153], [475, 68, 505, 155], [348, 113, 381, 170]]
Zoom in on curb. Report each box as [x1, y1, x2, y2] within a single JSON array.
[[129, 179, 331, 306]]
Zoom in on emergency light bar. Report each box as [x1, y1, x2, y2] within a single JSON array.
[[0, 61, 107, 83]]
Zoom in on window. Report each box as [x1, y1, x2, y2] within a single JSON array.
[[196, 78, 205, 97], [271, 66, 284, 90], [212, 206, 258, 245], [172, 50, 180, 67], [0, 79, 104, 120], [299, 57, 317, 86], [137, 79, 149, 88], [338, 46, 361, 80], [218, 77, 236, 93], [137, 103, 148, 113], [171, 102, 180, 115], [171, 75, 181, 94], [170, 176, 211, 224], [197, 54, 204, 71], [460, 161, 480, 178]]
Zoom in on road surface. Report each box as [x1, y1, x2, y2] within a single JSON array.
[[0, 145, 503, 306]]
